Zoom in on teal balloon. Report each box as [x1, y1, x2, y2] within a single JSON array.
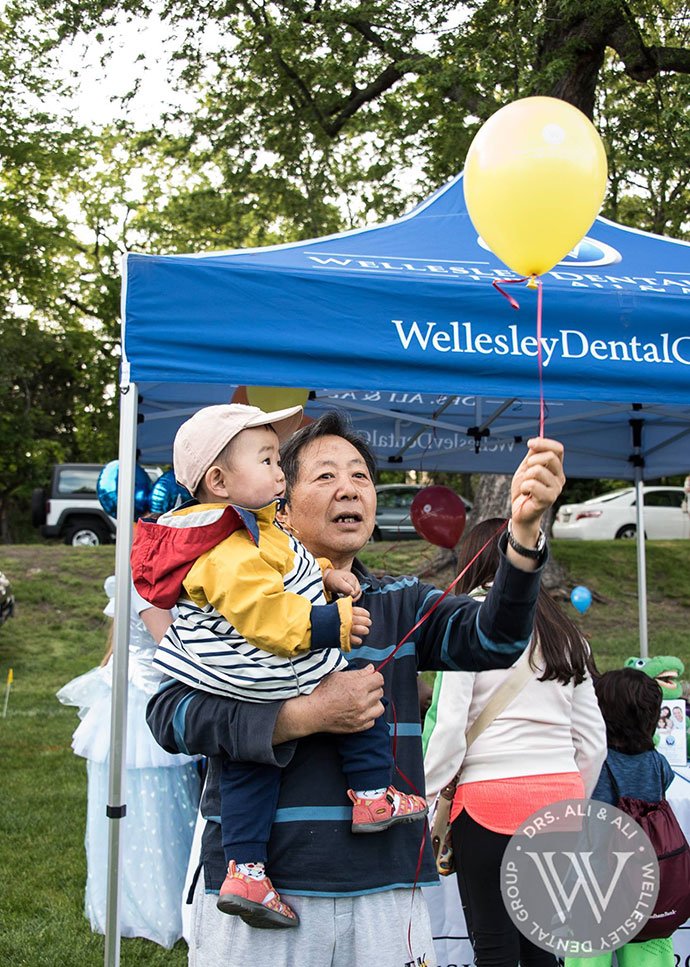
[[570, 585, 592, 614], [97, 460, 152, 518], [150, 470, 191, 514]]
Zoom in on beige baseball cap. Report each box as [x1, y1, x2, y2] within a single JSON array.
[[173, 402, 304, 494]]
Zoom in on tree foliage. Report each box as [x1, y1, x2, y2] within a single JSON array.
[[34, 0, 690, 237], [2, 1, 690, 538]]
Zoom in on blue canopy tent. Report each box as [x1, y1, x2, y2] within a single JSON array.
[[103, 172, 690, 965], [125, 171, 690, 479]]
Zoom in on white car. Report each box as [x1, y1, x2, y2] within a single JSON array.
[[552, 486, 689, 540]]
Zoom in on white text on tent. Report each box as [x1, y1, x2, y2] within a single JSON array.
[[390, 320, 689, 367]]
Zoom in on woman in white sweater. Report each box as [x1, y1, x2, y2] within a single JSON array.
[[423, 518, 607, 967]]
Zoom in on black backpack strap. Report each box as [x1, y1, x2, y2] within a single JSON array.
[[604, 760, 621, 801], [657, 752, 667, 802]]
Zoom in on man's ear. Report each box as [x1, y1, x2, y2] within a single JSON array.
[[202, 465, 229, 500], [276, 500, 294, 532]]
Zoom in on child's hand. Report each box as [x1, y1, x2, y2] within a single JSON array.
[[324, 568, 362, 602], [350, 606, 372, 646]]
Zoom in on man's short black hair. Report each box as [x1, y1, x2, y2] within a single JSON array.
[[594, 667, 663, 754], [280, 411, 377, 496]]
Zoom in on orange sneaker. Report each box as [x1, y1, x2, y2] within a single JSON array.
[[348, 785, 428, 833], [216, 861, 299, 929]]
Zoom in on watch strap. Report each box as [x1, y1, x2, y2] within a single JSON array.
[[507, 521, 546, 559]]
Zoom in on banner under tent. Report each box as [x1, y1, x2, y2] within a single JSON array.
[[104, 171, 690, 965]]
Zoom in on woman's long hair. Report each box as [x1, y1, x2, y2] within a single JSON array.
[[455, 517, 596, 685]]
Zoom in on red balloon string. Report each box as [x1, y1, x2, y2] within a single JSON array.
[[381, 519, 509, 784], [492, 276, 526, 310], [492, 275, 546, 438], [372, 271, 544, 935], [382, 520, 508, 956], [378, 520, 507, 674], [406, 821, 430, 958], [381, 517, 509, 820], [380, 519, 509, 799]]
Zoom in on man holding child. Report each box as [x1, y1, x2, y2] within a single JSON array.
[[146, 409, 565, 966]]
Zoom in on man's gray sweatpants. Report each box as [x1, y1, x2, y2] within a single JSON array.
[[188, 870, 436, 967]]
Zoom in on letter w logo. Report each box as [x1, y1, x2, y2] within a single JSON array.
[[524, 851, 634, 924]]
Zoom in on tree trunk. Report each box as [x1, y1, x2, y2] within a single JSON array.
[[0, 496, 11, 544], [469, 476, 568, 594], [470, 473, 512, 520], [534, 1, 617, 118]]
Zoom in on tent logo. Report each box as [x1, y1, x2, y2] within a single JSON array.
[[477, 236, 622, 267], [559, 238, 622, 267]]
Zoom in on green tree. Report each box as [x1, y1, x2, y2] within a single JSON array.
[[6, 0, 690, 541], [0, 319, 116, 541], [35, 0, 690, 238], [0, 7, 120, 538]]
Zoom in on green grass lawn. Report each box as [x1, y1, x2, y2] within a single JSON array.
[[0, 539, 688, 964], [0, 546, 187, 966], [547, 540, 690, 671]]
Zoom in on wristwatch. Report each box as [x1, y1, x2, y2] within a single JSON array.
[[507, 520, 546, 560]]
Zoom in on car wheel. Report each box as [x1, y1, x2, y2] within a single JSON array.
[[371, 526, 383, 542], [615, 524, 637, 540], [31, 488, 47, 528], [64, 520, 110, 547]]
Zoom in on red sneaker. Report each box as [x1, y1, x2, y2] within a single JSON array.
[[348, 785, 428, 833], [216, 861, 299, 929]]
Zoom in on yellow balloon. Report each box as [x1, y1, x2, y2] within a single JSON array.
[[246, 385, 309, 411], [463, 96, 607, 277]]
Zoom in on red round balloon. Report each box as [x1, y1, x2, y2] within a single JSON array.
[[410, 486, 467, 549]]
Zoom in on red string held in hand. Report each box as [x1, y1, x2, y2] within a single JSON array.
[[379, 520, 508, 673]]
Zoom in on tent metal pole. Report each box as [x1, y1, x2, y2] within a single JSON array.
[[630, 417, 648, 659], [104, 379, 138, 967], [634, 468, 649, 659]]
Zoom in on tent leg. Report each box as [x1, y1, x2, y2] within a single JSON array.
[[634, 468, 649, 659], [104, 380, 138, 967]]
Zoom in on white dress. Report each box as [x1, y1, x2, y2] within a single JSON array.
[[57, 578, 201, 948]]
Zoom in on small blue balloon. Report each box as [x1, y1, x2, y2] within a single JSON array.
[[97, 460, 152, 518], [149, 469, 191, 514], [570, 585, 592, 614]]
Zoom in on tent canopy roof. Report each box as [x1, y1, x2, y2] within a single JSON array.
[[124, 172, 690, 480]]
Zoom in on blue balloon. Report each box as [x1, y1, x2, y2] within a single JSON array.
[[570, 585, 592, 614], [149, 469, 191, 514], [97, 460, 152, 518]]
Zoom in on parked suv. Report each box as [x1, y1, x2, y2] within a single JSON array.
[[32, 463, 161, 547]]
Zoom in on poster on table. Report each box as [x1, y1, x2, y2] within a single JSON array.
[[656, 699, 688, 767]]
